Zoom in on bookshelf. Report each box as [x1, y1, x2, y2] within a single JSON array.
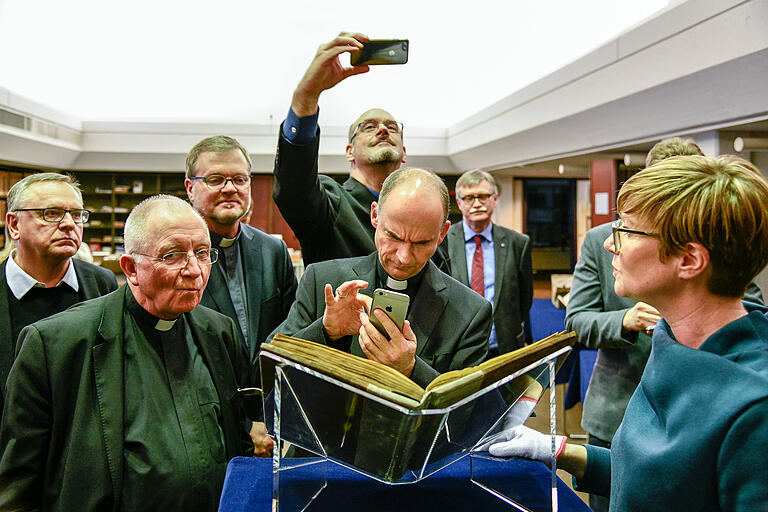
[[0, 167, 38, 251], [70, 171, 186, 255]]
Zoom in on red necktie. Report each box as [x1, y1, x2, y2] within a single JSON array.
[[471, 235, 484, 297]]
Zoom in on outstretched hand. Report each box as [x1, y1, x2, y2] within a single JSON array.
[[292, 32, 371, 116], [322, 280, 372, 341]]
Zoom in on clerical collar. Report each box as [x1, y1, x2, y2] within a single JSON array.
[[210, 229, 240, 249], [375, 258, 427, 297], [125, 287, 180, 332]]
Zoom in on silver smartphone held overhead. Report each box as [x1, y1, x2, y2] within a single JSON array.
[[368, 288, 409, 339], [350, 39, 409, 66]]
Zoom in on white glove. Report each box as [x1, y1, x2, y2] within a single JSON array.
[[488, 425, 567, 463], [475, 398, 538, 452], [501, 397, 538, 429]]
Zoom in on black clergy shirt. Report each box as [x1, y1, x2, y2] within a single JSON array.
[[122, 290, 227, 511]]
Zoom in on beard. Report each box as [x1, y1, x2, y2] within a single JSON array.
[[367, 146, 401, 166]]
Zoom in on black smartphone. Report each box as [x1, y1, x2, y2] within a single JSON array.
[[350, 39, 409, 66]]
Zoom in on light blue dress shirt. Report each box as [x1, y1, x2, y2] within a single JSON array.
[[463, 222, 496, 349]]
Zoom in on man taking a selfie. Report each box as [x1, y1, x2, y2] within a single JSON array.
[[273, 32, 444, 268]]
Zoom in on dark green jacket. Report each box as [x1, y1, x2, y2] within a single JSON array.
[[0, 286, 249, 512]]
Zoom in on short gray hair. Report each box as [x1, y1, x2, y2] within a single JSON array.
[[455, 169, 498, 195], [379, 167, 450, 222], [7, 172, 83, 212], [124, 195, 205, 254]]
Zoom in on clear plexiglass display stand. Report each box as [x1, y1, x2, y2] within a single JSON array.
[[260, 346, 571, 512]]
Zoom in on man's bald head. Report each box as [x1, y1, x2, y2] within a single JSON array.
[[378, 167, 450, 222]]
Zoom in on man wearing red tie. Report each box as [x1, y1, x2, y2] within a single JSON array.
[[443, 170, 533, 359]]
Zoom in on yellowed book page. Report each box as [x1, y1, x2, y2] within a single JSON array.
[[425, 331, 576, 392], [419, 370, 484, 409], [265, 334, 426, 403]]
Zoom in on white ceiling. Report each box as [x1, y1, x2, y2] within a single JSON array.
[[0, 0, 669, 129]]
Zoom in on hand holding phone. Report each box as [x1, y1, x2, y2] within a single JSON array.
[[351, 39, 409, 66], [368, 288, 409, 339]]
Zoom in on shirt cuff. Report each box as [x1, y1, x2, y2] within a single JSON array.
[[282, 107, 320, 145]]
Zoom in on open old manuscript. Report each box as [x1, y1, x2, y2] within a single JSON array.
[[261, 331, 576, 410]]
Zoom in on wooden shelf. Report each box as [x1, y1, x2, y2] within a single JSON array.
[[71, 170, 186, 254]]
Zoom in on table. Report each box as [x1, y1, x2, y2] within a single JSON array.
[[218, 456, 591, 512]]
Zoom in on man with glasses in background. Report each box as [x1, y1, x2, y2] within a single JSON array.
[[273, 32, 437, 267], [443, 169, 533, 358], [0, 173, 117, 421], [185, 135, 297, 455], [0, 195, 253, 511]]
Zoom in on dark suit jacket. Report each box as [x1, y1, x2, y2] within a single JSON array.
[[443, 223, 533, 353], [0, 257, 118, 414], [0, 286, 249, 512], [200, 223, 297, 378], [272, 127, 448, 270], [271, 253, 492, 388]]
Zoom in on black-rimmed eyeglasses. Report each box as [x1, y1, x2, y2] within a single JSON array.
[[132, 248, 219, 270], [350, 120, 404, 141], [13, 208, 90, 224], [611, 219, 659, 252], [189, 174, 252, 189]]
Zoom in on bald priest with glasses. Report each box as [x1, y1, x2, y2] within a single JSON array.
[[0, 173, 117, 420]]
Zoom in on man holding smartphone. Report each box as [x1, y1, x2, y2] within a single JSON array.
[[273, 33, 447, 270], [271, 168, 492, 387]]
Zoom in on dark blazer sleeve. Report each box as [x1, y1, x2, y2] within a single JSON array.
[[0, 325, 52, 510], [272, 126, 339, 254]]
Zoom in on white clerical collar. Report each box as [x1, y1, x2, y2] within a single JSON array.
[[154, 318, 178, 331], [219, 236, 237, 248], [5, 249, 80, 300], [386, 275, 408, 291]]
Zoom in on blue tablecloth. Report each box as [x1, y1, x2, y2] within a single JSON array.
[[219, 456, 591, 512]]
